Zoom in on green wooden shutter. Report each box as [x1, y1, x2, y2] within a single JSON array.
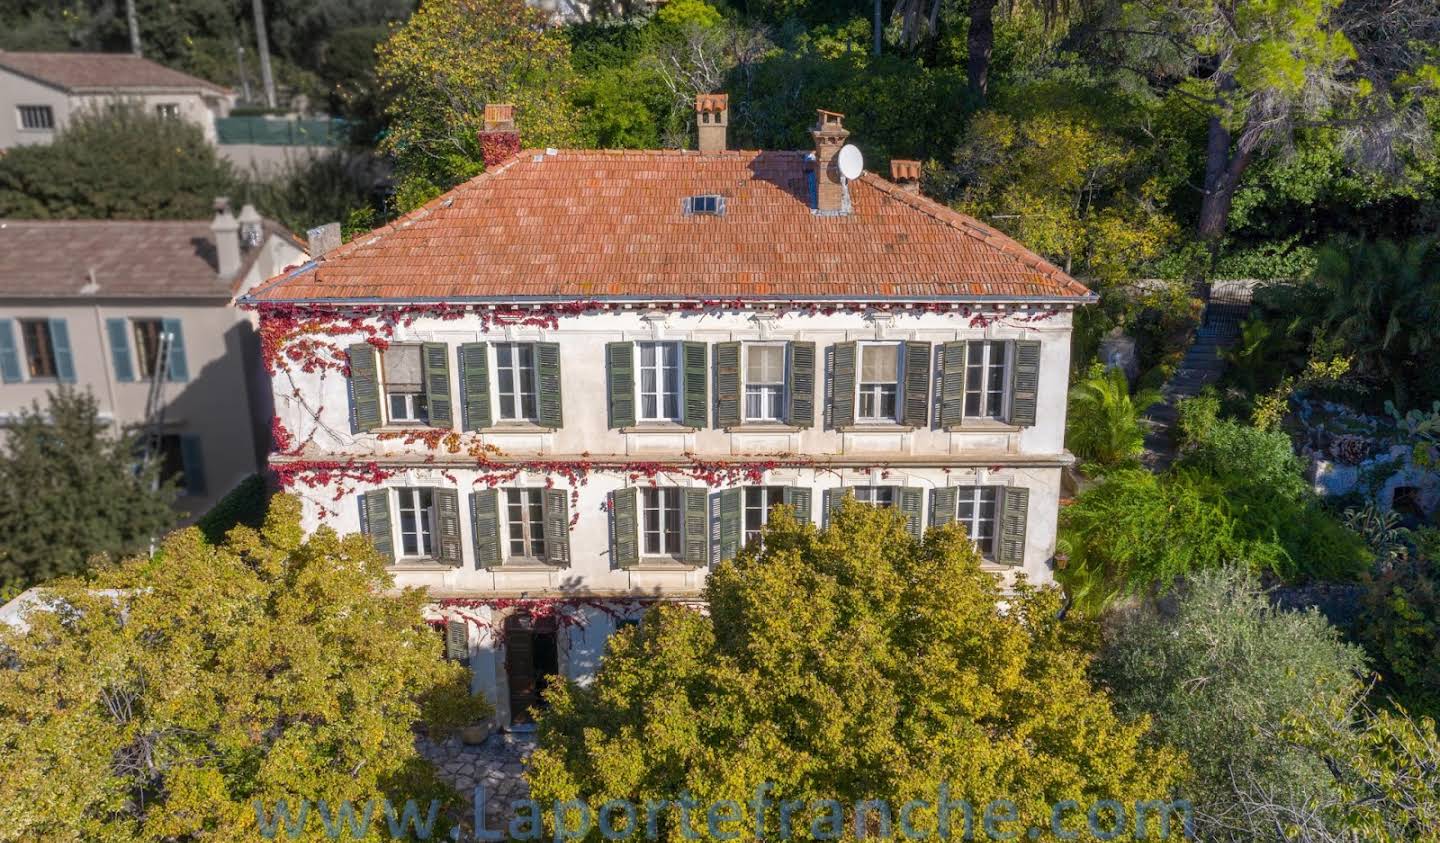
[[783, 486, 812, 524], [683, 487, 708, 565], [822, 488, 846, 528], [179, 434, 207, 496], [470, 489, 502, 568], [787, 341, 817, 427], [1009, 340, 1041, 427], [106, 318, 135, 382], [0, 320, 20, 383], [715, 341, 741, 428], [606, 342, 635, 429], [459, 342, 491, 431], [611, 488, 639, 568], [902, 341, 931, 428], [445, 618, 469, 662], [898, 487, 924, 539], [939, 341, 967, 427], [360, 490, 394, 562], [48, 319, 75, 383], [717, 488, 741, 561], [434, 488, 462, 565], [162, 318, 188, 382], [348, 343, 382, 432], [998, 486, 1030, 565], [929, 487, 957, 529], [536, 342, 563, 428], [422, 342, 453, 428], [542, 488, 570, 566], [682, 341, 708, 429], [831, 342, 856, 428]]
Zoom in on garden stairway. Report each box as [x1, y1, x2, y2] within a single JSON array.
[[1141, 319, 1241, 469]]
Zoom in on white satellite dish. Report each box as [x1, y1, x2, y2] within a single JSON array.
[[837, 144, 864, 180]]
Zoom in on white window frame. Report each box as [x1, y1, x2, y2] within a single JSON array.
[[856, 342, 902, 423], [743, 343, 787, 422], [494, 342, 539, 422], [395, 488, 436, 558], [636, 341, 682, 422], [641, 487, 682, 558], [955, 485, 1000, 557], [743, 486, 786, 544], [155, 103, 180, 119], [504, 488, 547, 560], [381, 344, 428, 425], [854, 486, 896, 508], [16, 105, 54, 131], [963, 340, 1011, 421]]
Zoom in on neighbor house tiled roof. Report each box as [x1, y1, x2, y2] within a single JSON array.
[[247, 149, 1092, 304], [0, 51, 228, 94], [0, 220, 294, 298]]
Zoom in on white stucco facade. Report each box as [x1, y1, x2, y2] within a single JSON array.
[[268, 303, 1079, 724]]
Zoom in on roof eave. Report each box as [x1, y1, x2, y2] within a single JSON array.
[[238, 292, 1098, 308]]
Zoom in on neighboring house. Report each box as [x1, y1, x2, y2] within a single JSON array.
[[0, 50, 234, 148], [0, 203, 308, 517], [241, 99, 1095, 727]]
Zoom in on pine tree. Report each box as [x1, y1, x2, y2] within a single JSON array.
[[0, 388, 176, 594]]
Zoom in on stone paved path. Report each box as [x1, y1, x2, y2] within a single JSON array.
[[418, 729, 536, 833], [1141, 319, 1240, 470]]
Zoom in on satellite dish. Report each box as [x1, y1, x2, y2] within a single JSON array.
[[837, 144, 864, 180]]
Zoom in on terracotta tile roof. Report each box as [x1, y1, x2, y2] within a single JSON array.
[[0, 51, 228, 94], [0, 220, 295, 298], [247, 149, 1092, 304]]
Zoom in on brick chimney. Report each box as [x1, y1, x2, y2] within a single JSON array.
[[890, 159, 922, 194], [696, 93, 728, 154], [811, 109, 850, 214], [210, 197, 241, 280], [478, 103, 521, 167]]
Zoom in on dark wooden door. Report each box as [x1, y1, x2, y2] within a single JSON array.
[[506, 627, 537, 724]]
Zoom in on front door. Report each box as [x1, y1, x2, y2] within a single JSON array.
[[505, 616, 559, 725]]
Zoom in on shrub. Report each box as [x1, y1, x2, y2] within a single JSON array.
[[1357, 559, 1440, 719], [1065, 364, 1161, 469], [195, 473, 271, 545], [1096, 567, 1370, 841], [1177, 417, 1309, 500], [1174, 390, 1220, 450]]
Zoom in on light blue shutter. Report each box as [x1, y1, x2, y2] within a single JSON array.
[[48, 319, 75, 383], [106, 318, 135, 382], [0, 319, 22, 383], [179, 434, 207, 495], [162, 318, 188, 382]]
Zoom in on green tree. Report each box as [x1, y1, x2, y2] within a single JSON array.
[[1096, 566, 1370, 842], [0, 494, 487, 840], [1357, 558, 1440, 719], [1065, 364, 1161, 468], [0, 389, 175, 595], [528, 499, 1184, 839], [1100, 0, 1438, 253], [375, 0, 579, 207], [1310, 236, 1440, 408], [0, 105, 235, 220]]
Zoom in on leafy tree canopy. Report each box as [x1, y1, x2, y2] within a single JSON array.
[[0, 106, 234, 220], [1096, 567, 1374, 841], [375, 0, 580, 207], [528, 499, 1184, 838], [0, 389, 174, 595], [0, 494, 487, 841]]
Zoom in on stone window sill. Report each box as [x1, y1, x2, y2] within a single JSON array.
[[946, 419, 1022, 433], [837, 423, 915, 433], [490, 560, 563, 572], [621, 422, 695, 434], [726, 423, 803, 433], [624, 558, 703, 572], [373, 423, 443, 434], [478, 421, 554, 434], [387, 559, 460, 571]]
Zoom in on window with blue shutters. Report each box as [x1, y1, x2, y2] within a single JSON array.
[[0, 319, 21, 383], [162, 318, 188, 382], [106, 318, 135, 382]]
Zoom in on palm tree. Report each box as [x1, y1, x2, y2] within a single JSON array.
[[1066, 365, 1161, 468], [1315, 237, 1440, 408]]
